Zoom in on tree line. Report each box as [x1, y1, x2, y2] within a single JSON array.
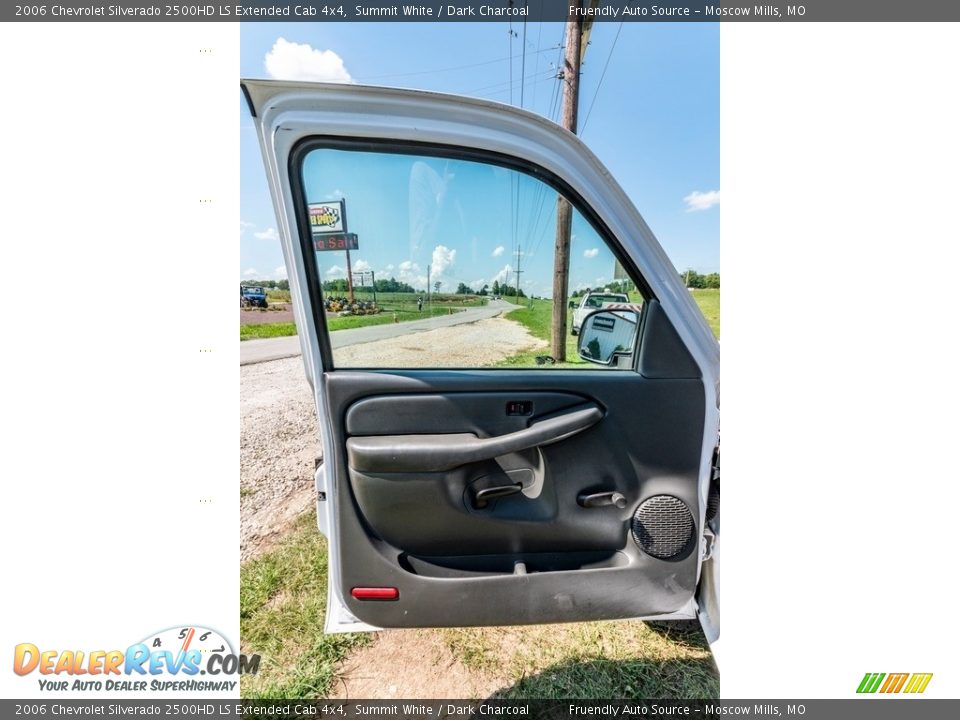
[[243, 271, 716, 297], [680, 270, 720, 289], [241, 279, 289, 290]]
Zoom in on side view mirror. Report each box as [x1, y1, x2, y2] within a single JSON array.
[[577, 308, 641, 367]]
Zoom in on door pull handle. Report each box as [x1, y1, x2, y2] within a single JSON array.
[[473, 483, 523, 509], [577, 491, 627, 509]]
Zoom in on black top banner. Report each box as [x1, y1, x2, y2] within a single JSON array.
[[6, 1, 960, 22]]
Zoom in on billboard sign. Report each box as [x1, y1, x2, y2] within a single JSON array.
[[313, 233, 359, 252], [308, 201, 345, 234]]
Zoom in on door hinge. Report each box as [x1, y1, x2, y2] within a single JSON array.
[[700, 526, 716, 562], [706, 444, 720, 522]]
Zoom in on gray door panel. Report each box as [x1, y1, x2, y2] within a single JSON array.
[[324, 371, 706, 627]]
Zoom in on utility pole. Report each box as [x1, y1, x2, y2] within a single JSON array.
[[551, 4, 593, 360], [514, 247, 524, 303], [426, 264, 431, 316], [342, 198, 355, 303]]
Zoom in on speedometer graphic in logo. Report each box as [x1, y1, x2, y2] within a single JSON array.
[[139, 626, 233, 660]]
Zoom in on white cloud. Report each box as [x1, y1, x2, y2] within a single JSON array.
[[683, 189, 720, 212], [493, 264, 513, 284], [242, 267, 258, 277], [326, 265, 345, 277], [254, 227, 279, 241], [273, 266, 288, 279], [353, 259, 371, 272], [265, 38, 353, 83], [240, 220, 254, 236], [431, 244, 457, 276], [396, 260, 426, 288], [492, 245, 505, 258], [583, 248, 600, 259], [325, 188, 344, 200], [384, 264, 395, 272]]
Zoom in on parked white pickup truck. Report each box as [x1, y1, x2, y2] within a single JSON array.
[[571, 292, 630, 335]]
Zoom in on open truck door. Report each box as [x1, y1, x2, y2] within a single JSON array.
[[243, 80, 720, 640]]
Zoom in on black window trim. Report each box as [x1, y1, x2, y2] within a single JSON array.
[[287, 135, 656, 372]]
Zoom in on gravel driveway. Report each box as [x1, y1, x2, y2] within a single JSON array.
[[240, 316, 546, 560]]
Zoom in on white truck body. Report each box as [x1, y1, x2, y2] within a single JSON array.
[[571, 292, 630, 335]]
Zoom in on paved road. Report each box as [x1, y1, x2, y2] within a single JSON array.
[[239, 299, 518, 366]]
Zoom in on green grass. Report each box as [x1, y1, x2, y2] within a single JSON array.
[[240, 510, 370, 699], [440, 622, 717, 699], [240, 322, 298, 341], [690, 288, 720, 338], [494, 299, 587, 368], [628, 288, 719, 339], [327, 306, 461, 331], [239, 306, 469, 341]]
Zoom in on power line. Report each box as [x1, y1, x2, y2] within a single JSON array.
[[508, 19, 515, 106], [520, 5, 528, 109], [580, 21, 624, 135], [529, 2, 544, 112], [465, 68, 557, 98], [548, 24, 566, 123], [354, 46, 558, 82]]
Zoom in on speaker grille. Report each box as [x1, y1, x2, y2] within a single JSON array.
[[631, 495, 694, 559]]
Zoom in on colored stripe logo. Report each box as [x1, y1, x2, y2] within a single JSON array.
[[857, 672, 933, 694]]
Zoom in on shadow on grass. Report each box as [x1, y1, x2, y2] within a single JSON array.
[[488, 654, 719, 700], [642, 620, 710, 647]]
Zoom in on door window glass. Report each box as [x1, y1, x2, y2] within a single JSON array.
[[299, 147, 644, 369]]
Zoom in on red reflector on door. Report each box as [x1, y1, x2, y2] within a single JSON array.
[[351, 587, 399, 600]]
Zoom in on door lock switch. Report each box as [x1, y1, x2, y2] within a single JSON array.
[[506, 400, 533, 416]]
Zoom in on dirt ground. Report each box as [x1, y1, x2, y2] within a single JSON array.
[[333, 316, 546, 367], [240, 303, 295, 325], [328, 630, 499, 699], [240, 356, 318, 562]]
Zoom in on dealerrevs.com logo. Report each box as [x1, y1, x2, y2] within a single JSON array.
[[13, 626, 260, 692]]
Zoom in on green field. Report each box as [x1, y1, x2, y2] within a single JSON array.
[[240, 304, 475, 341], [240, 293, 485, 341], [266, 289, 291, 303], [690, 288, 720, 338], [628, 288, 718, 338], [240, 322, 298, 341]]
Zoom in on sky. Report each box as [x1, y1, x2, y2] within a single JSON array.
[[300, 147, 615, 297], [239, 22, 720, 289]]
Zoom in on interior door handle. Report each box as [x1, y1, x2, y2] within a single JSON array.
[[472, 483, 523, 509], [346, 403, 603, 473], [578, 491, 627, 509]]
